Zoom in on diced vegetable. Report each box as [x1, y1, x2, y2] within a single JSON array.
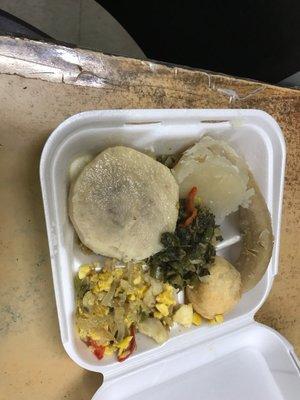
[[173, 304, 193, 328], [138, 318, 169, 344], [86, 338, 105, 360], [82, 291, 95, 309], [117, 326, 136, 362], [75, 262, 177, 361], [156, 284, 176, 306], [192, 312, 202, 326], [209, 314, 224, 325], [78, 264, 92, 279], [181, 186, 198, 227], [156, 303, 169, 317]]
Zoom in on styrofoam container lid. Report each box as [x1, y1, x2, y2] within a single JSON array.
[[40, 109, 300, 399]]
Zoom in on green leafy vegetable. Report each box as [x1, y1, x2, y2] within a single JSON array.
[[147, 200, 222, 290], [74, 275, 89, 299], [156, 154, 181, 169]]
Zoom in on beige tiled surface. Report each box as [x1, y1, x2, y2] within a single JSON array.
[[0, 0, 145, 57]]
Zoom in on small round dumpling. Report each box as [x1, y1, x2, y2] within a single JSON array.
[[186, 256, 241, 319], [172, 136, 254, 222], [69, 146, 179, 261]]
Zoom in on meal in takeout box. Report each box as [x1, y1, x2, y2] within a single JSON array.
[[69, 136, 273, 362]]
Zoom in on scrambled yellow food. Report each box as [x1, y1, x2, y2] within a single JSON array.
[[75, 261, 222, 361]]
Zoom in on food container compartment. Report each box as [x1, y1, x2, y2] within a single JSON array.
[[40, 109, 300, 399]]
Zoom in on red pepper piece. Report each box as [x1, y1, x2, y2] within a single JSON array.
[[93, 345, 105, 360], [84, 338, 92, 347], [117, 326, 137, 362], [181, 186, 198, 227], [84, 338, 105, 360]]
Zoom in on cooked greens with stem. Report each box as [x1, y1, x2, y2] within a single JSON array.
[[147, 187, 222, 290]]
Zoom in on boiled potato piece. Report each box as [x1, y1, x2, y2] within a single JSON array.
[[186, 256, 241, 319], [138, 318, 169, 344], [173, 304, 193, 327], [172, 136, 254, 222]]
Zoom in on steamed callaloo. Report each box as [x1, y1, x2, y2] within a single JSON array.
[[69, 137, 273, 362], [148, 188, 222, 291]]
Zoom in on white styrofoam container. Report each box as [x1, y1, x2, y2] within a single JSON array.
[[40, 109, 300, 400]]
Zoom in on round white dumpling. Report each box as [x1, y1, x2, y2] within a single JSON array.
[[69, 146, 179, 261], [186, 256, 241, 319], [172, 136, 254, 222]]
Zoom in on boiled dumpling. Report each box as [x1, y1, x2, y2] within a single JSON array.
[[69, 146, 179, 261]]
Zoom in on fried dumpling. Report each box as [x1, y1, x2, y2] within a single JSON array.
[[186, 256, 241, 319]]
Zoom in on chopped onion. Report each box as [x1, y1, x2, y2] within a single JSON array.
[[101, 281, 117, 306], [115, 307, 125, 341]]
